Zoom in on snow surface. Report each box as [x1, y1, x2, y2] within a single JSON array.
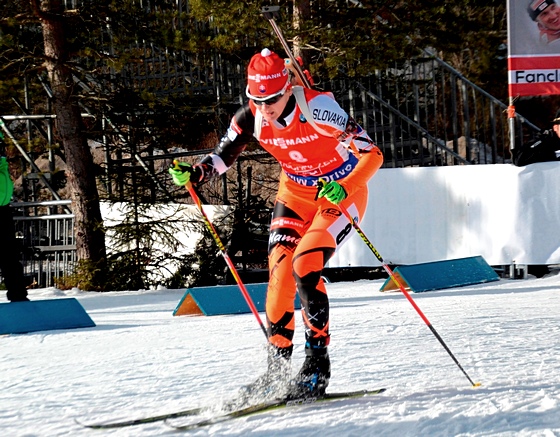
[[2, 271, 560, 436]]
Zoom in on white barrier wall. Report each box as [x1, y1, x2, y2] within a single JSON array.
[[328, 162, 560, 268]]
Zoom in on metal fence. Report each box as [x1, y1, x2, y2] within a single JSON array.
[[8, 200, 75, 288], [327, 54, 541, 168], [102, 49, 540, 169]]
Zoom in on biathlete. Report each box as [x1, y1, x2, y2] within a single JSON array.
[[169, 48, 383, 400]]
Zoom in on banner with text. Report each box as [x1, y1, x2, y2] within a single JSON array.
[[508, 0, 560, 96]]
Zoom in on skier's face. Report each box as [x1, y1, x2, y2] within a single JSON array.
[[254, 88, 292, 123], [538, 4, 560, 30]]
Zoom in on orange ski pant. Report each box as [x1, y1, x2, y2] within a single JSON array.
[[266, 174, 369, 352]]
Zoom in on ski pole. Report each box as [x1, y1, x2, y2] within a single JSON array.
[[343, 205, 480, 387], [317, 181, 480, 387], [175, 161, 268, 340]]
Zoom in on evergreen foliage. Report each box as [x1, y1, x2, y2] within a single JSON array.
[[169, 234, 229, 288]]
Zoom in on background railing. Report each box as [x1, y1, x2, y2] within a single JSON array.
[[6, 201, 75, 288], [95, 49, 541, 170], [327, 53, 541, 168]]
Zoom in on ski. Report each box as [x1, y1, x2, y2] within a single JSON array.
[[76, 405, 208, 429], [77, 388, 385, 430], [166, 388, 386, 431]]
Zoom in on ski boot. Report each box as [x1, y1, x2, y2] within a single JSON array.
[[286, 347, 330, 400], [236, 345, 292, 407]]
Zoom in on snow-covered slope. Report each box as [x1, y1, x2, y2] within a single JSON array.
[[2, 272, 560, 436]]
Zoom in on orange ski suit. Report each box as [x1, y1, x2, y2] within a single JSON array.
[[197, 87, 383, 353]]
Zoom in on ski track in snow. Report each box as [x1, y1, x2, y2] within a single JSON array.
[[1, 273, 560, 436]]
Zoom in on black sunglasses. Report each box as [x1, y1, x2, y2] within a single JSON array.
[[252, 92, 285, 106]]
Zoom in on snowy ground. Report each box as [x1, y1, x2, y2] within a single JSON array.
[[2, 270, 560, 436]]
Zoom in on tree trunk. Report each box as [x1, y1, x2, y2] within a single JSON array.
[[34, 0, 107, 285]]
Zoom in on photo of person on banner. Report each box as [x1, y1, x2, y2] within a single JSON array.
[[509, 0, 560, 56], [509, 0, 560, 95], [528, 0, 560, 44]]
